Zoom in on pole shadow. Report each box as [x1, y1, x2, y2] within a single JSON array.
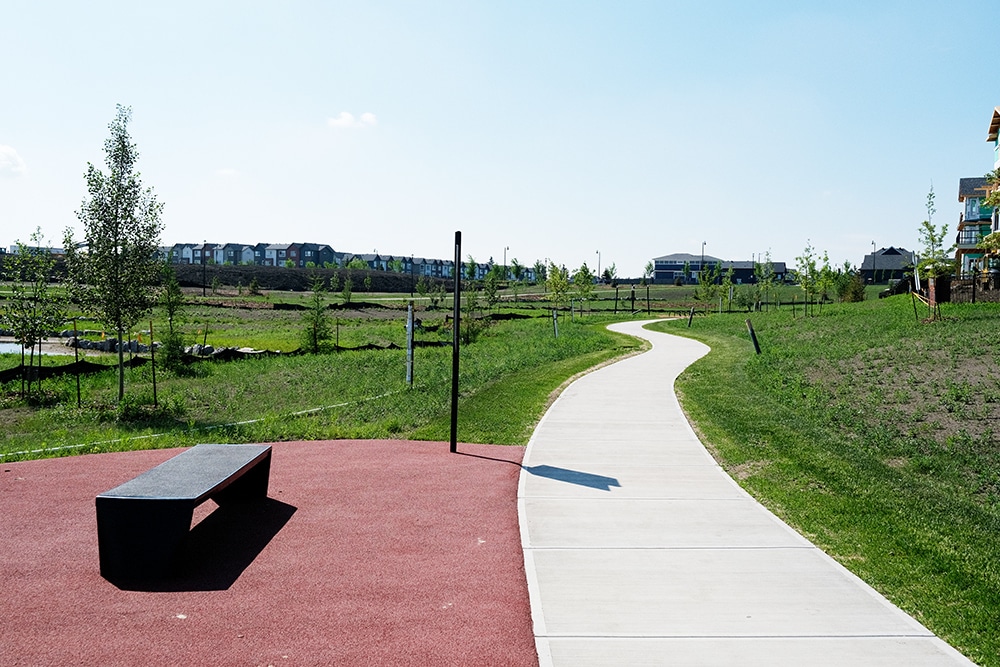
[[521, 465, 621, 491], [106, 498, 297, 592]]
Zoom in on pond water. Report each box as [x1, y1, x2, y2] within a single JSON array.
[[0, 342, 73, 356]]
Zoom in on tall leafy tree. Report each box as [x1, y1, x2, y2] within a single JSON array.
[[65, 105, 164, 401]]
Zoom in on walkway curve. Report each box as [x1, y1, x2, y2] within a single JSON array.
[[518, 320, 973, 666]]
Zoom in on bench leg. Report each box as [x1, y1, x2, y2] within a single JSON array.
[[96, 497, 195, 580], [211, 450, 271, 506]]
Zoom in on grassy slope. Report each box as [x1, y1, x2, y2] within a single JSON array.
[[649, 296, 1000, 666]]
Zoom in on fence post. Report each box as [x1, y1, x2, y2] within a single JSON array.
[[746, 319, 762, 355], [687, 307, 695, 328], [552, 309, 559, 338]]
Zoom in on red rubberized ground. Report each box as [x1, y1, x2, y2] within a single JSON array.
[[0, 441, 537, 666]]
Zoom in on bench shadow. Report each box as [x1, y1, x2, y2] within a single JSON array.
[[108, 498, 297, 592], [522, 465, 621, 491]]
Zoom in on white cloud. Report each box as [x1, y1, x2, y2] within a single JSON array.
[[0, 145, 27, 177], [327, 112, 378, 129]]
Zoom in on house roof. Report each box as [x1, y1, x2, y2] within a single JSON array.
[[959, 177, 990, 201], [861, 247, 915, 271], [653, 253, 723, 263], [988, 106, 1000, 142]]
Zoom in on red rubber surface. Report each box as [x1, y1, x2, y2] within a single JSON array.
[[0, 441, 537, 666]]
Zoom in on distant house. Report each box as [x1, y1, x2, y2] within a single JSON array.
[[317, 245, 341, 267], [265, 243, 291, 267], [169, 243, 195, 264], [653, 253, 786, 285], [221, 243, 254, 265], [192, 243, 216, 265], [287, 243, 302, 267], [860, 247, 915, 284]]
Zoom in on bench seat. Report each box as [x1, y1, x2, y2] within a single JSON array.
[[96, 443, 272, 580]]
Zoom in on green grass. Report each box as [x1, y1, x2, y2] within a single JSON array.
[[0, 314, 641, 461], [648, 295, 1000, 666]]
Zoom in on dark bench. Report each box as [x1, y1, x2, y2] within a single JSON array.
[[96, 443, 272, 580]]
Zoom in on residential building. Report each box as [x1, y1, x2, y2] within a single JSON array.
[[653, 253, 786, 285], [955, 178, 994, 277], [859, 247, 915, 284], [988, 106, 1000, 170], [265, 243, 291, 267], [169, 243, 194, 264], [192, 243, 216, 265], [221, 243, 254, 265]]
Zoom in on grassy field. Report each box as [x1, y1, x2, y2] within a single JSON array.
[[0, 309, 642, 461], [649, 295, 1000, 666]]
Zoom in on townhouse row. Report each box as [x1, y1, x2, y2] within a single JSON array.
[[165, 242, 537, 282]]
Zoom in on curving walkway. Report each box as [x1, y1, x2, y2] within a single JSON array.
[[518, 320, 973, 666]]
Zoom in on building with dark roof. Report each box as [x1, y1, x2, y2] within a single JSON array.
[[653, 253, 786, 285], [859, 247, 915, 284]]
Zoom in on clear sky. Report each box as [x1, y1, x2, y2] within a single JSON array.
[[2, 1, 998, 277]]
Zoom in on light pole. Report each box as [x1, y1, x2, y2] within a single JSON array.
[[504, 246, 509, 281], [596, 250, 601, 281], [871, 240, 876, 285], [202, 239, 207, 297], [700, 241, 706, 285]]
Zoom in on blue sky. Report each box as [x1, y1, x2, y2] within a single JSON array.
[[2, 1, 997, 277]]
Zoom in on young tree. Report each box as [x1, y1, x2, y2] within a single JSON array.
[[341, 275, 354, 304], [533, 259, 547, 284], [917, 185, 954, 277], [816, 251, 835, 313], [158, 264, 186, 371], [643, 260, 655, 285], [65, 105, 164, 401], [574, 262, 595, 302], [301, 276, 332, 353], [754, 251, 776, 309], [510, 258, 524, 283], [795, 241, 818, 316], [465, 255, 478, 283], [547, 261, 570, 310], [1, 230, 66, 398], [483, 266, 501, 311], [601, 262, 618, 285], [696, 261, 722, 302]]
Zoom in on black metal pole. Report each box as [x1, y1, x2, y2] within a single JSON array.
[[150, 319, 157, 408], [450, 231, 462, 453], [73, 318, 81, 408]]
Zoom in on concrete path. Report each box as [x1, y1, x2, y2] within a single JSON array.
[[518, 320, 974, 666]]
